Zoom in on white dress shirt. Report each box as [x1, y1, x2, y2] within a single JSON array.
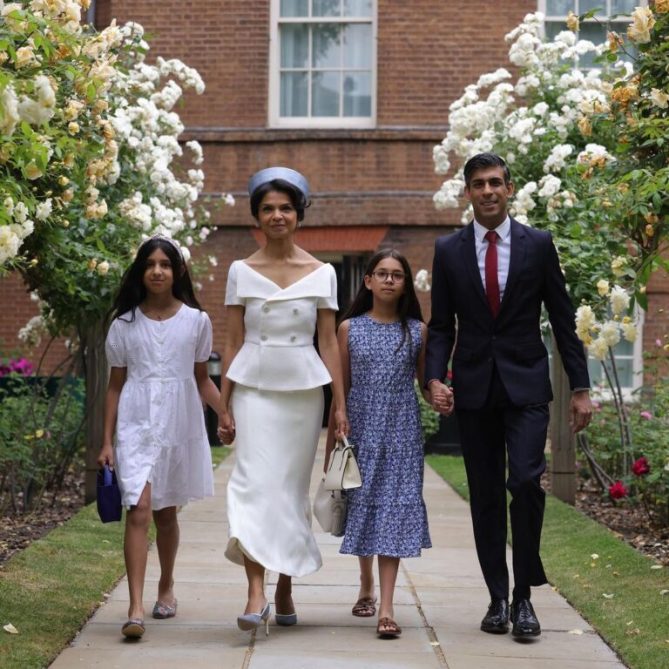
[[473, 216, 511, 300]]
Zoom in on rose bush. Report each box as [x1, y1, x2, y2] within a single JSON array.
[[1, 1, 233, 503]]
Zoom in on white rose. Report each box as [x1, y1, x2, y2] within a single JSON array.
[[96, 260, 110, 276]]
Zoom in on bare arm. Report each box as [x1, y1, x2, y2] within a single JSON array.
[[324, 320, 351, 472], [217, 304, 245, 444], [195, 361, 220, 412], [318, 309, 349, 441], [97, 366, 127, 468]]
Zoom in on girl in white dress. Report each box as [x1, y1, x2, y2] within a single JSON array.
[[219, 167, 349, 636], [97, 235, 218, 639]]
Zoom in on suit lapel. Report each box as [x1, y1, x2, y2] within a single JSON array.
[[461, 223, 488, 310], [500, 218, 526, 313]]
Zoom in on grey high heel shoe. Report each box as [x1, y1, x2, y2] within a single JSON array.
[[237, 602, 271, 636]]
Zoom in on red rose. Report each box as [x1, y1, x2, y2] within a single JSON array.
[[631, 457, 650, 476], [608, 480, 628, 500]]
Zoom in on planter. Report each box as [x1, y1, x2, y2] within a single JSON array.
[[425, 413, 461, 455]]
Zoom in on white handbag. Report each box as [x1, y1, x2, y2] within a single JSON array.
[[324, 435, 362, 491], [313, 478, 348, 537]]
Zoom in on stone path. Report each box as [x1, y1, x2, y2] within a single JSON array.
[[51, 436, 626, 668]]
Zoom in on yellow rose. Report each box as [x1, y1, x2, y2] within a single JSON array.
[[627, 6, 656, 43], [25, 162, 43, 180], [87, 258, 98, 271], [654, 0, 669, 13], [58, 175, 70, 186], [35, 429, 44, 439], [96, 260, 110, 276], [596, 279, 610, 297], [15, 45, 37, 68], [578, 115, 592, 137], [67, 121, 80, 135], [650, 88, 669, 109], [607, 31, 624, 53], [61, 188, 74, 203], [566, 11, 579, 31], [645, 224, 655, 237]]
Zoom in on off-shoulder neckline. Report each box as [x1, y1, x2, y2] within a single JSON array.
[[239, 261, 329, 291]]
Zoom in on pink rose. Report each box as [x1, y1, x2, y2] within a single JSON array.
[[608, 480, 628, 500], [640, 411, 652, 420], [632, 457, 650, 476]]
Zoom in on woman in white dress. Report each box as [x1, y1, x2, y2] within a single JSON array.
[[219, 167, 349, 635], [97, 235, 218, 638]]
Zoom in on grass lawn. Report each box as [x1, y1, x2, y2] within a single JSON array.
[[426, 454, 669, 669], [0, 447, 229, 669]]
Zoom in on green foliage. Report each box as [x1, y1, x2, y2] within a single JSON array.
[[585, 377, 669, 526], [415, 381, 440, 441], [0, 374, 85, 513]]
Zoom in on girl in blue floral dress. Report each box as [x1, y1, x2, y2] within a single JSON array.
[[326, 250, 431, 639]]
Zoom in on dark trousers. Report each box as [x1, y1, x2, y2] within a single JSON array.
[[456, 370, 549, 601]]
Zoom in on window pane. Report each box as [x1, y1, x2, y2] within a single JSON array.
[[313, 0, 340, 17], [343, 71, 371, 116], [611, 0, 636, 13], [313, 24, 341, 68], [580, 0, 606, 16], [343, 23, 372, 67], [343, 0, 372, 17], [578, 21, 606, 66], [281, 24, 309, 68], [312, 71, 340, 116], [545, 21, 567, 40], [281, 72, 308, 116], [545, 0, 574, 14], [281, 0, 308, 17]]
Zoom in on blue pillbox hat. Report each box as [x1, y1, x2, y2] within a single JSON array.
[[248, 167, 310, 201]]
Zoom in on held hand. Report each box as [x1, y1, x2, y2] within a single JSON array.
[[429, 381, 454, 416], [334, 408, 349, 439], [97, 444, 114, 469], [569, 390, 593, 434], [217, 410, 236, 445]]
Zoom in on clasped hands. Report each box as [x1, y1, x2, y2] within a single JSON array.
[[428, 380, 454, 416]]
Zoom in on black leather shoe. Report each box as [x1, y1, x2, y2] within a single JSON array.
[[510, 598, 541, 637], [480, 598, 509, 634]]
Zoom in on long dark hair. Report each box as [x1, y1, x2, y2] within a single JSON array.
[[108, 237, 202, 323], [340, 249, 424, 352], [250, 179, 310, 222]]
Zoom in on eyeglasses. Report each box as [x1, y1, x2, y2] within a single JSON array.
[[371, 270, 405, 283]]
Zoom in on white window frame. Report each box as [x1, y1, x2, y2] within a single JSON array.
[[538, 0, 648, 65], [269, 0, 377, 129]]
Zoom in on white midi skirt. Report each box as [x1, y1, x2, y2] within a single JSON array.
[[225, 384, 324, 577]]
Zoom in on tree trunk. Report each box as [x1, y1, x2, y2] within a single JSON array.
[[80, 320, 108, 504], [550, 346, 576, 505]]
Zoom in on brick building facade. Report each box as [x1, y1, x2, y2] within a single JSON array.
[[1, 0, 667, 379]]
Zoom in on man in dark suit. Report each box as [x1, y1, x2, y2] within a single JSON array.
[[426, 152, 592, 638]]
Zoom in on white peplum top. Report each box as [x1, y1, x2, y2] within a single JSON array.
[[224, 260, 338, 391]]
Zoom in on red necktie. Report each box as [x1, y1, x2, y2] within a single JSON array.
[[484, 230, 500, 317]]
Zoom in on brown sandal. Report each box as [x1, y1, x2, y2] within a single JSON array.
[[352, 597, 377, 617], [377, 617, 402, 638]]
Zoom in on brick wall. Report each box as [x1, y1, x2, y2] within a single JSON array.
[[2, 0, 666, 375]]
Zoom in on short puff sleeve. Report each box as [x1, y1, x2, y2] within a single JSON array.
[[317, 264, 338, 310], [195, 311, 213, 363], [225, 261, 245, 306], [105, 318, 126, 367]]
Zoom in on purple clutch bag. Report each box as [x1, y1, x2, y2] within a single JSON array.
[[96, 464, 122, 523]]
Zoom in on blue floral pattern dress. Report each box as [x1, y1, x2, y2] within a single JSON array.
[[340, 314, 431, 558]]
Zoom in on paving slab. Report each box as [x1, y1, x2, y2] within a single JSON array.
[[51, 433, 626, 669]]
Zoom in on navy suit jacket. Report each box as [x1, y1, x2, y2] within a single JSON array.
[[425, 218, 590, 410]]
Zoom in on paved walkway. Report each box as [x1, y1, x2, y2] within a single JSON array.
[[52, 436, 626, 669]]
